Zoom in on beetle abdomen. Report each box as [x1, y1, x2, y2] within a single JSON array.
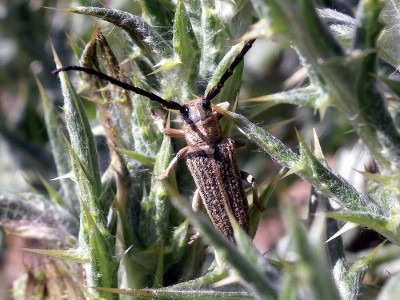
[[186, 138, 250, 241]]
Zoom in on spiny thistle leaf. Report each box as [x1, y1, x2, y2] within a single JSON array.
[[316, 8, 356, 48], [222, 108, 382, 216], [250, 168, 286, 237], [205, 41, 245, 103], [68, 6, 173, 62], [37, 174, 65, 206], [377, 269, 400, 299], [166, 188, 278, 299], [22, 248, 87, 263], [282, 205, 341, 300], [246, 86, 324, 108], [325, 222, 358, 244], [35, 76, 79, 212], [312, 128, 325, 161], [249, 0, 290, 36], [52, 47, 102, 204], [172, 0, 200, 100], [54, 47, 118, 298], [325, 211, 392, 241], [140, 0, 175, 35], [198, 1, 230, 78], [112, 146, 156, 165], [339, 241, 386, 299], [96, 286, 254, 299]]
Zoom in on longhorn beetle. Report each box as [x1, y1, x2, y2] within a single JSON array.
[[53, 38, 263, 243]]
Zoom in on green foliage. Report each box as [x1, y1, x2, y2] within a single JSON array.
[[2, 0, 400, 299]]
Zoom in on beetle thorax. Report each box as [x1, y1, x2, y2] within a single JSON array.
[[181, 99, 223, 148]]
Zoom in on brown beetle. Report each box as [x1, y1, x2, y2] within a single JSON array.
[[53, 39, 263, 242]]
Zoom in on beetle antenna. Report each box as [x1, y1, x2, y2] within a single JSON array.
[[205, 39, 256, 102], [52, 66, 183, 111]]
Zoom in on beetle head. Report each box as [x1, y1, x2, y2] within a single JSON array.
[[180, 98, 212, 125]]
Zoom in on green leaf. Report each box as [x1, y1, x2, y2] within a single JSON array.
[[325, 211, 389, 236], [148, 135, 174, 287], [131, 94, 161, 155], [112, 146, 156, 165], [279, 0, 344, 58], [341, 241, 385, 299], [151, 135, 174, 241], [54, 46, 118, 298], [68, 6, 173, 62], [379, 0, 400, 67], [296, 129, 382, 213], [199, 0, 230, 78], [283, 206, 341, 300], [81, 201, 118, 299], [217, 108, 386, 218], [35, 77, 79, 212], [53, 47, 102, 205], [96, 287, 254, 299], [184, 0, 202, 44], [249, 0, 289, 35], [166, 188, 278, 299], [205, 41, 245, 103], [316, 8, 356, 49], [378, 269, 400, 300], [37, 174, 65, 206], [353, 0, 386, 51], [246, 86, 326, 108], [168, 219, 191, 264], [228, 0, 254, 38], [250, 168, 286, 237], [168, 265, 227, 290], [140, 0, 175, 38], [173, 0, 200, 101], [22, 248, 87, 263], [377, 75, 400, 99], [254, 1, 400, 175]]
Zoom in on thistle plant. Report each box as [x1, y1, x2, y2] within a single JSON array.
[[2, 0, 400, 299]]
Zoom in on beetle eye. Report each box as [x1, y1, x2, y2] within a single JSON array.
[[180, 105, 190, 116]]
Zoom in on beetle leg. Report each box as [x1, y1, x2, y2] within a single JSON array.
[[233, 139, 246, 149], [188, 232, 201, 244], [157, 146, 189, 180], [152, 109, 185, 138], [162, 128, 185, 138], [240, 171, 264, 212], [213, 101, 231, 120], [188, 189, 202, 244], [192, 189, 202, 212]]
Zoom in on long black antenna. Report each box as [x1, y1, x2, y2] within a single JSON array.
[[52, 66, 183, 111], [205, 39, 256, 102]]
